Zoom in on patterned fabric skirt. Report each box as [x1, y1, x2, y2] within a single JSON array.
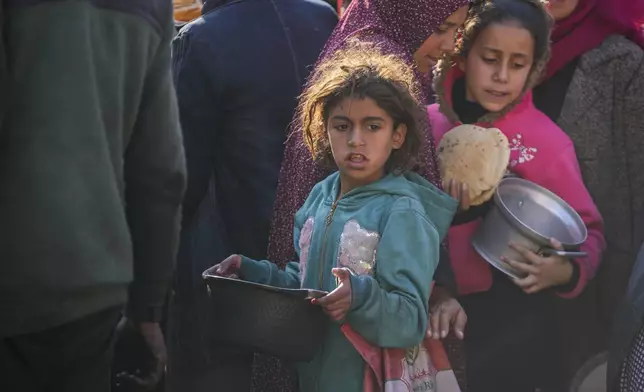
[[250, 354, 298, 392], [621, 326, 644, 392], [249, 340, 467, 392], [248, 324, 468, 392]]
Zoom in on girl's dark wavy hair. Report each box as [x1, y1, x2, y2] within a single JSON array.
[[458, 0, 553, 87], [297, 40, 425, 174]]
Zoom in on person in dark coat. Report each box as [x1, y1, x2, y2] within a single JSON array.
[[531, 0, 644, 385], [169, 1, 337, 391], [0, 1, 186, 392]]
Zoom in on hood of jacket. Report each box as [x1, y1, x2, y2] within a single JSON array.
[[318, 171, 458, 238]]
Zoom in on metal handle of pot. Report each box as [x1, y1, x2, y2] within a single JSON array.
[[305, 289, 328, 300], [538, 248, 588, 258]]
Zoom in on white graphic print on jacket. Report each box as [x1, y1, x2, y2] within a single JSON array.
[[298, 217, 315, 284], [338, 220, 380, 276], [509, 133, 538, 168]]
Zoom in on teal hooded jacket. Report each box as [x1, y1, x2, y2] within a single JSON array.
[[239, 171, 457, 391]]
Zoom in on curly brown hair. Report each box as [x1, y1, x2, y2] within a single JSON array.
[[298, 40, 425, 174]]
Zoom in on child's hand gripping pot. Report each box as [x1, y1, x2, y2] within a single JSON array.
[[213, 254, 242, 279], [314, 268, 353, 322], [501, 238, 574, 294]]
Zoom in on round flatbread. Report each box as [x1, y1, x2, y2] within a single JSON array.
[[469, 186, 496, 206], [437, 124, 510, 206]]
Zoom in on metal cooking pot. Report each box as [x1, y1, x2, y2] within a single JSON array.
[[471, 177, 587, 279], [202, 267, 329, 362]]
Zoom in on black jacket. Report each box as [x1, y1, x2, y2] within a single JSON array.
[[168, 0, 337, 372], [171, 0, 337, 289]]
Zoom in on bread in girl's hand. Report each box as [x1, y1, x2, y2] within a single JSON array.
[[437, 124, 510, 205]]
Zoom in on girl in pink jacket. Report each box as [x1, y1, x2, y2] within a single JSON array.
[[427, 0, 606, 391]]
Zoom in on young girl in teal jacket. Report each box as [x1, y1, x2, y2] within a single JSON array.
[[214, 41, 458, 391]]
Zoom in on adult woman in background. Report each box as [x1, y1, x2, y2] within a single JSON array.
[[531, 0, 644, 387], [258, 1, 470, 391]]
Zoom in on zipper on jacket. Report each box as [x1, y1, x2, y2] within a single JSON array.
[[317, 200, 338, 289]]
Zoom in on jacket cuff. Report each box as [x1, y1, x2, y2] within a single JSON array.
[[238, 256, 267, 282], [349, 274, 375, 312], [556, 259, 586, 298], [433, 245, 457, 295], [451, 200, 492, 226]]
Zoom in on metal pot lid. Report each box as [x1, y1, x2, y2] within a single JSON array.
[[493, 177, 587, 247]]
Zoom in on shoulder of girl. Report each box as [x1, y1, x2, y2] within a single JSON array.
[[385, 196, 430, 223], [307, 172, 338, 197], [298, 181, 331, 213], [508, 109, 571, 143]]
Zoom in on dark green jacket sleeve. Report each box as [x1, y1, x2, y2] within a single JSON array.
[[125, 14, 187, 322], [238, 258, 301, 289]]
